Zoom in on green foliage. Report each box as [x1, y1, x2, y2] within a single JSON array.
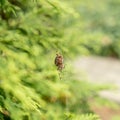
[[0, 0, 101, 120], [1, 0, 120, 120], [65, 113, 100, 120], [74, 114, 100, 120], [64, 0, 120, 58]]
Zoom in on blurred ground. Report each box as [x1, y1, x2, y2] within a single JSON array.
[[91, 105, 120, 120], [74, 56, 120, 103], [74, 56, 120, 120], [74, 56, 120, 85]]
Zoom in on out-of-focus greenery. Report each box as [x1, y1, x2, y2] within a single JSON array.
[[64, 0, 120, 57], [0, 0, 120, 120], [0, 0, 100, 120]]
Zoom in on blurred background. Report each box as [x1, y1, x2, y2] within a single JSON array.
[[0, 0, 120, 120]]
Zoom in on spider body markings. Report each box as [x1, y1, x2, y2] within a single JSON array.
[[54, 53, 64, 71]]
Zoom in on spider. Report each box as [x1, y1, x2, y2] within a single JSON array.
[[54, 53, 65, 72]]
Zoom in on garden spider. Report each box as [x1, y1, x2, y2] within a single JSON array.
[[54, 53, 65, 71], [54, 53, 65, 80]]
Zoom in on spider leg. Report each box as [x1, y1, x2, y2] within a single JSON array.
[[58, 71, 62, 80]]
